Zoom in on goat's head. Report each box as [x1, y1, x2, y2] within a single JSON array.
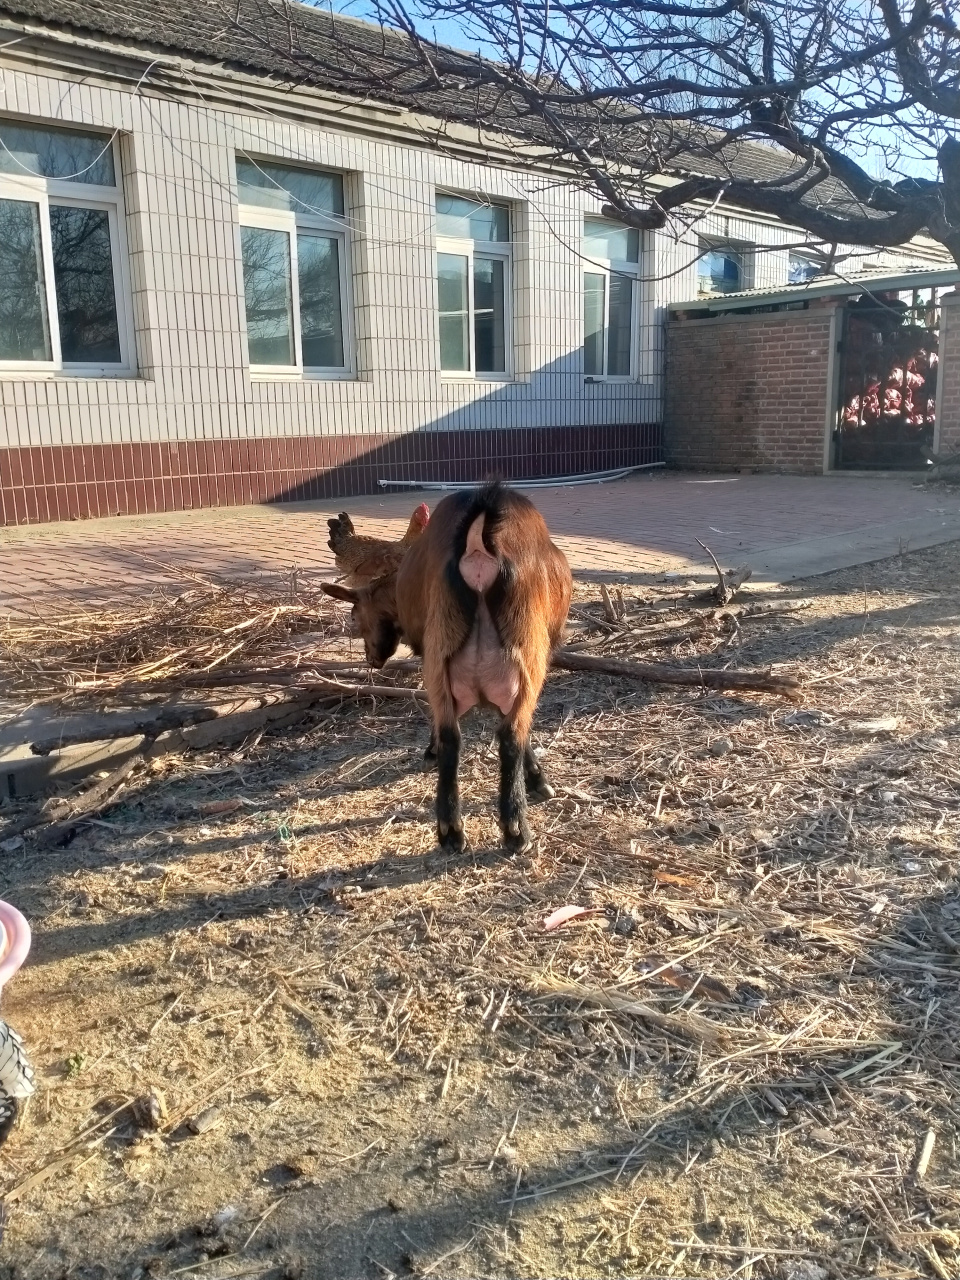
[[321, 577, 402, 669]]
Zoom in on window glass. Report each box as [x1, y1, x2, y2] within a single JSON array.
[[0, 120, 128, 369], [698, 243, 744, 295], [0, 198, 51, 360], [436, 193, 509, 242], [50, 205, 121, 363], [473, 256, 505, 373], [607, 274, 634, 376], [236, 156, 344, 216], [0, 120, 115, 185], [789, 253, 820, 284], [438, 252, 470, 371], [584, 218, 639, 263], [297, 233, 344, 368], [583, 271, 605, 376], [240, 224, 295, 366]]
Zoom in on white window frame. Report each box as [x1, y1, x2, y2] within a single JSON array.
[[238, 199, 353, 381], [0, 135, 136, 377], [583, 229, 642, 382], [436, 222, 513, 381]]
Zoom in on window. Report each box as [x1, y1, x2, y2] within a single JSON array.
[[583, 217, 641, 379], [436, 193, 511, 375], [789, 253, 821, 284], [0, 118, 132, 373], [697, 240, 749, 296], [237, 156, 350, 375]]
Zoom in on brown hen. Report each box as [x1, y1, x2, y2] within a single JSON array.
[[327, 501, 430, 586]]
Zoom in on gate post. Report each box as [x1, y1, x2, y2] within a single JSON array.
[[936, 289, 960, 458]]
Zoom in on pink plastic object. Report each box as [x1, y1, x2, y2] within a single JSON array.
[[542, 905, 600, 931], [0, 902, 31, 993]]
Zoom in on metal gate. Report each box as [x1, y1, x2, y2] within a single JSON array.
[[834, 287, 941, 470]]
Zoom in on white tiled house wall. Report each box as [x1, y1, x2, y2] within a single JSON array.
[[1, 57, 946, 487], [0, 64, 662, 462]]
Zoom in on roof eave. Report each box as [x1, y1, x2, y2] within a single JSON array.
[[674, 267, 960, 313]]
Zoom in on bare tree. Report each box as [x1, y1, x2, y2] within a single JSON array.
[[221, 0, 960, 268]]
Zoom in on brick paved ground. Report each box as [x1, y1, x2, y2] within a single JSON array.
[[2, 471, 959, 614]]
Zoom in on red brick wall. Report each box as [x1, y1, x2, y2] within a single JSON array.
[[665, 306, 837, 473], [937, 292, 960, 457]]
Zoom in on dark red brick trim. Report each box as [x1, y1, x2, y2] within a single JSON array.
[[0, 423, 662, 525]]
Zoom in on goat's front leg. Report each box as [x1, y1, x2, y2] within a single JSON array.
[[435, 721, 464, 851], [498, 721, 532, 854], [523, 745, 555, 802]]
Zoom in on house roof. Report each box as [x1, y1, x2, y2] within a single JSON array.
[[0, 0, 522, 125], [0, 0, 938, 234], [673, 265, 960, 314]]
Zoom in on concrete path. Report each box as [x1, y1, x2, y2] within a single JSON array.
[[2, 471, 959, 613]]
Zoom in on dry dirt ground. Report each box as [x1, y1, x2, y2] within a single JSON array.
[[0, 540, 959, 1280]]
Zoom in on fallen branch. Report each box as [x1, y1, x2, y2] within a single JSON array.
[[28, 679, 426, 755], [17, 649, 795, 771], [695, 540, 753, 605], [737, 599, 814, 618], [550, 648, 801, 696], [33, 755, 146, 848], [66, 656, 423, 698]]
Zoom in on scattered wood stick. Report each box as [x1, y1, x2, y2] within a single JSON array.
[[531, 977, 773, 1047], [32, 754, 146, 849], [550, 648, 801, 696], [695, 540, 753, 605], [297, 677, 427, 704], [915, 1128, 937, 1181], [72, 657, 423, 697]]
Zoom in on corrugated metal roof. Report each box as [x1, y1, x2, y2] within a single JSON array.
[[675, 266, 960, 314]]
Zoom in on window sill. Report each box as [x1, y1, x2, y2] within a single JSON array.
[[250, 371, 356, 383], [0, 367, 138, 380], [583, 376, 637, 385], [440, 373, 515, 383]]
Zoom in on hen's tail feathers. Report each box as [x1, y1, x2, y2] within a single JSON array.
[[327, 512, 356, 554]]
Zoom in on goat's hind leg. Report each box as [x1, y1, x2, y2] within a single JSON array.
[[435, 720, 465, 851], [498, 721, 532, 854], [524, 745, 555, 802]]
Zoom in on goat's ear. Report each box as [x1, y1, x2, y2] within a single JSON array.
[[321, 582, 360, 603]]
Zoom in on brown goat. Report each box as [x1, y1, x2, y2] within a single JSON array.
[[322, 483, 571, 853]]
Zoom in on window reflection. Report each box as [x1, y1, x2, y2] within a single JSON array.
[[240, 224, 295, 365], [50, 205, 121, 363], [298, 233, 344, 368], [0, 121, 115, 185], [0, 198, 51, 361]]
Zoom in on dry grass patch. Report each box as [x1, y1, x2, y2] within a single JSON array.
[[0, 543, 957, 1279]]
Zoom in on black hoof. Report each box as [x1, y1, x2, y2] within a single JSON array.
[[526, 779, 555, 803], [437, 823, 465, 853], [502, 824, 533, 855]]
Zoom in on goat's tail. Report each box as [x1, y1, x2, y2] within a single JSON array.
[[442, 482, 513, 614], [465, 480, 509, 549]]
